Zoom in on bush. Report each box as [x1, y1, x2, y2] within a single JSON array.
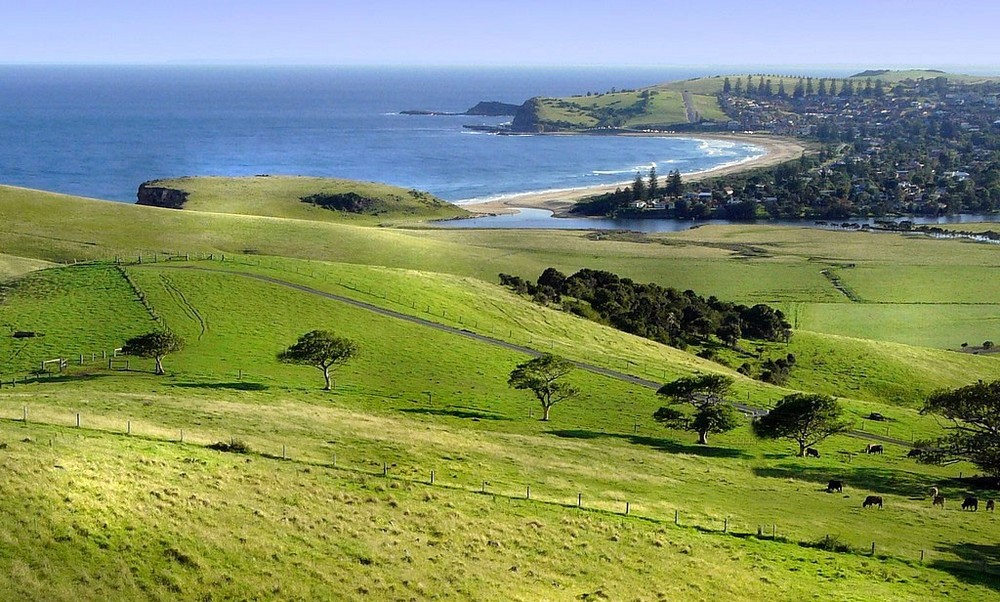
[[208, 438, 252, 454], [984, 340, 995, 350], [807, 534, 856, 553]]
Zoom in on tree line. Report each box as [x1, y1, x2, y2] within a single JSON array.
[[499, 268, 791, 349]]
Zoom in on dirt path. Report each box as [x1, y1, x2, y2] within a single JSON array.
[[164, 264, 913, 447], [681, 91, 697, 123]]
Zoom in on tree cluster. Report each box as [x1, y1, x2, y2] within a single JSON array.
[[919, 379, 1000, 481], [499, 268, 791, 348]]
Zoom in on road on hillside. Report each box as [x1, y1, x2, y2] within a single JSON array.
[[681, 91, 698, 123], [164, 265, 916, 449]]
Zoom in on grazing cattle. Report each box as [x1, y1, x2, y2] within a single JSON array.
[[962, 497, 979, 511], [987, 499, 996, 512], [933, 495, 946, 507], [827, 480, 843, 493], [805, 448, 820, 458], [863, 495, 883, 509], [930, 487, 939, 499], [866, 444, 884, 454], [907, 448, 923, 458]]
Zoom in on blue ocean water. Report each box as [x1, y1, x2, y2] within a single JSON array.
[[0, 65, 763, 203]]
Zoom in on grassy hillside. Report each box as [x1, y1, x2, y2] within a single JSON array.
[[141, 175, 468, 225], [1, 260, 999, 599], [4, 183, 1000, 598]]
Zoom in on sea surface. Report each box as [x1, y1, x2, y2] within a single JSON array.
[[0, 65, 772, 203]]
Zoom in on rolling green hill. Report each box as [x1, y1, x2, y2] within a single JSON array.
[[3, 181, 1000, 599]]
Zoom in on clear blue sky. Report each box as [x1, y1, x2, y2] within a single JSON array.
[[2, 0, 998, 68]]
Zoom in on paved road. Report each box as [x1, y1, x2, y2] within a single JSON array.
[[681, 91, 698, 123], [165, 264, 915, 448]]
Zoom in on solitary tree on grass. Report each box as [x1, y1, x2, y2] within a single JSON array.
[[752, 393, 850, 456], [654, 374, 740, 445], [278, 330, 358, 391], [508, 353, 578, 421], [122, 330, 184, 375]]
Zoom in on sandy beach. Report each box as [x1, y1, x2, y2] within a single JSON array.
[[460, 133, 807, 216]]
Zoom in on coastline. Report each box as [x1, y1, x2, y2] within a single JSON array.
[[458, 133, 807, 216]]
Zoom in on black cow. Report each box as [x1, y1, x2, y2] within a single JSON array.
[[907, 448, 923, 458], [805, 448, 820, 458], [827, 480, 843, 493], [987, 499, 996, 512], [963, 497, 979, 511], [866, 444, 884, 454], [863, 495, 883, 508]]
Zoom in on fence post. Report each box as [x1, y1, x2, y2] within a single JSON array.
[[526, 485, 530, 500], [127, 420, 131, 435], [282, 445, 286, 460], [772, 524, 776, 539], [180, 429, 184, 443], [625, 501, 630, 515], [724, 518, 729, 533], [577, 493, 582, 507], [871, 542, 876, 556], [482, 481, 488, 494], [383, 463, 388, 476], [674, 510, 679, 525], [76, 413, 80, 427], [920, 549, 925, 563], [22, 406, 27, 423], [430, 470, 435, 484]]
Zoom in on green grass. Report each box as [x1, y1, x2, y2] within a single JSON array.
[[146, 175, 468, 225], [3, 422, 994, 601], [0, 253, 52, 280], [4, 183, 1000, 599]]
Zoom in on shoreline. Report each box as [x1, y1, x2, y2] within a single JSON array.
[[457, 133, 807, 216]]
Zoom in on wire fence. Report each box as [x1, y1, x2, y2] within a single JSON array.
[[1, 405, 996, 576]]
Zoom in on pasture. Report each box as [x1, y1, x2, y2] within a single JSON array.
[[2, 181, 1000, 599]]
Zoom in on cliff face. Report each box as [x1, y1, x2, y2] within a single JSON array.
[[510, 98, 545, 132], [136, 181, 189, 209]]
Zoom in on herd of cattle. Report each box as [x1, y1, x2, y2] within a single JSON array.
[[817, 443, 997, 512]]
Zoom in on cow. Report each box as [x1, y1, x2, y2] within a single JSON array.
[[827, 480, 843, 493], [987, 499, 996, 512], [805, 448, 820, 458], [933, 495, 946, 507], [866, 444, 884, 454], [930, 487, 939, 499], [863, 495, 883, 508], [962, 497, 979, 511], [907, 448, 923, 458]]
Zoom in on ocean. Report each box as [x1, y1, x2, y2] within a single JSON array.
[[0, 65, 767, 203]]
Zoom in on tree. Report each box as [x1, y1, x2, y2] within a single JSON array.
[[278, 330, 358, 391], [722, 77, 731, 94], [508, 354, 578, 421], [921, 380, 1000, 479], [121, 330, 184, 375], [654, 374, 740, 444], [632, 171, 647, 201], [647, 166, 659, 200], [752, 393, 850, 456], [666, 169, 684, 198]]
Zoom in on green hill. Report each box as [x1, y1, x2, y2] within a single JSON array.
[[137, 175, 468, 224], [3, 183, 1000, 599], [512, 69, 999, 132]]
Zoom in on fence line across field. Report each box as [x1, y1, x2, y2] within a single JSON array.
[[1, 406, 994, 575]]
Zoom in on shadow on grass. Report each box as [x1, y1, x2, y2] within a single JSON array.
[[9, 373, 113, 386], [752, 465, 937, 498], [547, 429, 749, 459], [173, 382, 269, 392], [931, 542, 1000, 591], [401, 407, 510, 421]]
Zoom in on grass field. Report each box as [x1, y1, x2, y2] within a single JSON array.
[[3, 181, 1000, 599], [145, 175, 468, 225]]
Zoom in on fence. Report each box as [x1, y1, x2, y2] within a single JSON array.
[[1, 404, 996, 576]]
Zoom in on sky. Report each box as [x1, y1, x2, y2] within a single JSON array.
[[1, 0, 999, 69]]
